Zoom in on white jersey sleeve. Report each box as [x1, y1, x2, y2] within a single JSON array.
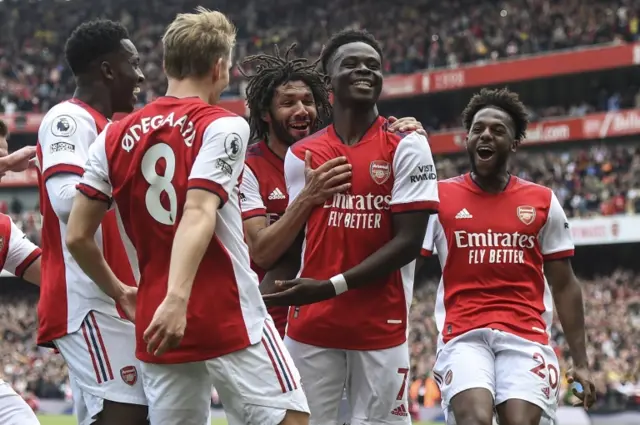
[[539, 191, 574, 260], [77, 127, 113, 203], [421, 214, 441, 257], [188, 116, 250, 206], [38, 103, 98, 180], [284, 148, 305, 206], [4, 217, 41, 277], [240, 165, 267, 219], [390, 132, 439, 213]]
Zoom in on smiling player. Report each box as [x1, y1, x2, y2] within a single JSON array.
[[35, 19, 148, 425], [262, 29, 439, 425], [419, 88, 595, 425]]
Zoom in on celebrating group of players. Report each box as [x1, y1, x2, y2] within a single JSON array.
[[0, 6, 599, 425]]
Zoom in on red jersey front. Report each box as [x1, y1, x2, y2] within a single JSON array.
[[36, 99, 135, 345], [421, 174, 574, 348], [284, 117, 439, 350], [240, 140, 289, 337], [77, 97, 267, 364]]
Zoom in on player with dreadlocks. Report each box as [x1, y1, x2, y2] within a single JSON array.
[[239, 43, 427, 339], [418, 88, 595, 425]]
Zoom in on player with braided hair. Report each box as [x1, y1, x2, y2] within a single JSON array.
[[239, 43, 428, 341]]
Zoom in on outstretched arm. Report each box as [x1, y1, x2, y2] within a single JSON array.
[[264, 132, 439, 306]]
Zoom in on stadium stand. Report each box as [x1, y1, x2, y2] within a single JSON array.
[[0, 0, 639, 422]]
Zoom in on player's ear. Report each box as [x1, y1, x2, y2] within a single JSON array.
[[261, 111, 272, 124], [101, 61, 115, 82], [511, 139, 519, 152], [212, 57, 223, 82]]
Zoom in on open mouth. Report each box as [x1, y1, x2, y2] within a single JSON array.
[[476, 145, 495, 161], [132, 87, 141, 101], [288, 121, 310, 131], [351, 79, 373, 89]]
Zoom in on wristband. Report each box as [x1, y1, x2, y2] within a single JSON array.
[[330, 274, 349, 295]]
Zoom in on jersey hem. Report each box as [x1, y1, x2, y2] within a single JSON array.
[[420, 248, 432, 257], [442, 325, 549, 346], [286, 331, 407, 351], [136, 342, 253, 364]]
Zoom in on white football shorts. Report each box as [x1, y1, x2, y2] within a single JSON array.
[[54, 310, 147, 425]]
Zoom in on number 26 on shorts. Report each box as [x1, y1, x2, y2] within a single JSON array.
[[530, 353, 559, 395]]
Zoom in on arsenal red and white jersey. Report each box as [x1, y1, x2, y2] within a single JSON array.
[[285, 117, 439, 350], [36, 99, 136, 345], [240, 140, 289, 337], [421, 174, 574, 348], [78, 97, 267, 364], [0, 214, 41, 278]]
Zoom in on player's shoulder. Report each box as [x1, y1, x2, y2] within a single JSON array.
[[201, 106, 249, 136], [39, 100, 97, 141], [245, 140, 269, 164], [289, 126, 331, 158], [511, 176, 554, 204], [386, 129, 428, 144], [439, 175, 467, 188]]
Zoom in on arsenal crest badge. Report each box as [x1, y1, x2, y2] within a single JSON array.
[[369, 160, 391, 185], [120, 365, 138, 386], [517, 206, 536, 225]]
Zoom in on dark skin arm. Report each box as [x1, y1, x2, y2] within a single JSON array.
[[260, 233, 304, 295], [545, 258, 596, 409], [262, 210, 433, 306]]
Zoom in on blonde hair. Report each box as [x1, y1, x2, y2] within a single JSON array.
[[163, 7, 236, 80]]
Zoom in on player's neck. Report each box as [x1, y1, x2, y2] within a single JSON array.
[[471, 170, 511, 194], [73, 86, 112, 119], [266, 133, 288, 159], [165, 78, 214, 105], [332, 103, 379, 146]]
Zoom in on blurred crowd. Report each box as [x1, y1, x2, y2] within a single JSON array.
[[2, 0, 640, 114], [0, 142, 639, 412], [436, 142, 640, 218]]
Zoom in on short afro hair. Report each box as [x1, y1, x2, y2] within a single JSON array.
[[0, 120, 8, 138], [65, 19, 130, 76], [240, 44, 331, 143], [319, 29, 383, 74], [462, 88, 529, 142]]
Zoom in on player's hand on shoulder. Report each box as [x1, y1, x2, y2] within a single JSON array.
[[262, 278, 336, 307], [388, 116, 427, 137], [301, 150, 351, 205], [143, 293, 188, 356], [566, 366, 596, 410]]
